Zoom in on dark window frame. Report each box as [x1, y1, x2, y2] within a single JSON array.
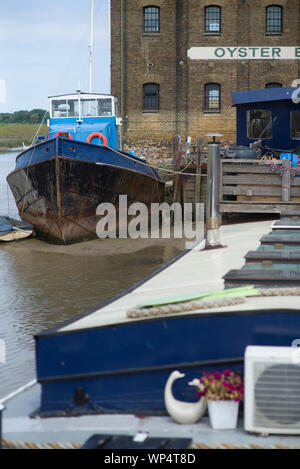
[[204, 5, 222, 33], [143, 83, 160, 111], [247, 109, 273, 140], [291, 109, 300, 140], [266, 5, 283, 33], [204, 83, 221, 111], [265, 82, 283, 89], [143, 6, 160, 33]]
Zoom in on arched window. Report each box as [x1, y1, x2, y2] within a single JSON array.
[[143, 6, 160, 32], [266, 5, 282, 32], [204, 83, 220, 110], [205, 6, 221, 33], [265, 82, 282, 89], [143, 83, 159, 110]]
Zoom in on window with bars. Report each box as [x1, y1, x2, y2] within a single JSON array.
[[204, 83, 220, 111], [265, 82, 282, 89], [266, 5, 282, 32], [205, 6, 221, 33], [143, 6, 160, 32], [143, 83, 159, 110]]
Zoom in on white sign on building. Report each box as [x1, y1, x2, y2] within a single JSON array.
[[188, 46, 300, 60]]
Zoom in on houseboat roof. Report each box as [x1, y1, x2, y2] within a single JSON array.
[[232, 87, 297, 106]]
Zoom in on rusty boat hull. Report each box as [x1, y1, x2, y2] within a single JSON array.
[[7, 137, 165, 244]]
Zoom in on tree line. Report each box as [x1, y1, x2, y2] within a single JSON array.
[[0, 109, 49, 124]]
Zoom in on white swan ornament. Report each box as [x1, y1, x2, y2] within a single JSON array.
[[164, 370, 207, 424]]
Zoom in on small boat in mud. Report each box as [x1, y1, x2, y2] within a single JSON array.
[[0, 216, 33, 242]]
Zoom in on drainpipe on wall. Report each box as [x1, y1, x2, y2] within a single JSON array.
[[120, 0, 124, 150]]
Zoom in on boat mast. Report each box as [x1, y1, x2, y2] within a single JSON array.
[[88, 0, 94, 94]]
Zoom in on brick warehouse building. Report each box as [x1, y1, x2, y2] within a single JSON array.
[[111, 0, 300, 152]]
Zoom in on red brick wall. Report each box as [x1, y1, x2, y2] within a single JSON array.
[[111, 0, 300, 152]]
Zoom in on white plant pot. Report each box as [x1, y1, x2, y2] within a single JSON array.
[[207, 400, 239, 430]]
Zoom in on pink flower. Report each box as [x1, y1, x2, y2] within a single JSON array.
[[214, 371, 222, 379], [224, 369, 232, 377]]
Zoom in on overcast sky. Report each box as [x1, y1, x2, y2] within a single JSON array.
[[0, 0, 110, 113]]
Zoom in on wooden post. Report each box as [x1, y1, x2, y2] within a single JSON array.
[[173, 135, 183, 203], [281, 160, 291, 202], [172, 135, 181, 168]]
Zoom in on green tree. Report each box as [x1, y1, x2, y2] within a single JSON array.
[[0, 109, 49, 124]]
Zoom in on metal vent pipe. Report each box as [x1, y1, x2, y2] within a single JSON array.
[[205, 133, 223, 247]]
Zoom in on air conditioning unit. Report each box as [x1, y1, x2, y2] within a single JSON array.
[[245, 346, 300, 434]]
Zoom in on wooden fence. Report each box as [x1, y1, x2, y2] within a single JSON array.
[[219, 159, 300, 215]]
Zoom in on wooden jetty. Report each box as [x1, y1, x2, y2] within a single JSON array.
[[219, 159, 300, 215], [171, 136, 300, 218]]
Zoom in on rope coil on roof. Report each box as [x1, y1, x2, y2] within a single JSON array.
[[127, 287, 300, 319]]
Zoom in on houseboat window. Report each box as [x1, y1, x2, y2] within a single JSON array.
[[265, 82, 282, 89], [205, 6, 221, 33], [266, 5, 282, 33], [247, 109, 272, 139], [52, 100, 69, 117], [51, 98, 113, 118], [143, 6, 160, 32], [97, 98, 113, 116], [67, 99, 78, 117], [51, 99, 78, 118], [81, 99, 113, 117], [291, 110, 300, 140], [204, 83, 220, 110]]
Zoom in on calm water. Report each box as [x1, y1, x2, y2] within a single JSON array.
[[0, 152, 181, 398]]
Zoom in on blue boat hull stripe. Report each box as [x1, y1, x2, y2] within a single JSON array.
[[37, 356, 244, 383]]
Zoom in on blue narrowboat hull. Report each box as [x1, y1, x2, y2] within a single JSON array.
[[6, 137, 164, 244], [35, 297, 300, 415]]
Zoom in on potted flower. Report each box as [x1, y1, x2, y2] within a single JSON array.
[[197, 370, 244, 430]]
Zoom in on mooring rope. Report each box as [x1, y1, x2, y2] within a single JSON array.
[[2, 439, 300, 450], [190, 442, 300, 450], [127, 296, 246, 319], [2, 439, 81, 450], [127, 287, 300, 319], [258, 287, 300, 296]]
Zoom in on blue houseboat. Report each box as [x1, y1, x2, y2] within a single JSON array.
[[232, 87, 300, 155], [6, 92, 164, 244]]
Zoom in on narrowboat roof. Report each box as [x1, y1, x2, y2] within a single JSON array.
[[232, 87, 297, 106], [36, 219, 300, 337]]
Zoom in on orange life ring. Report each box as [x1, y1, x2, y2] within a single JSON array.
[[53, 131, 73, 139], [86, 132, 108, 146]]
